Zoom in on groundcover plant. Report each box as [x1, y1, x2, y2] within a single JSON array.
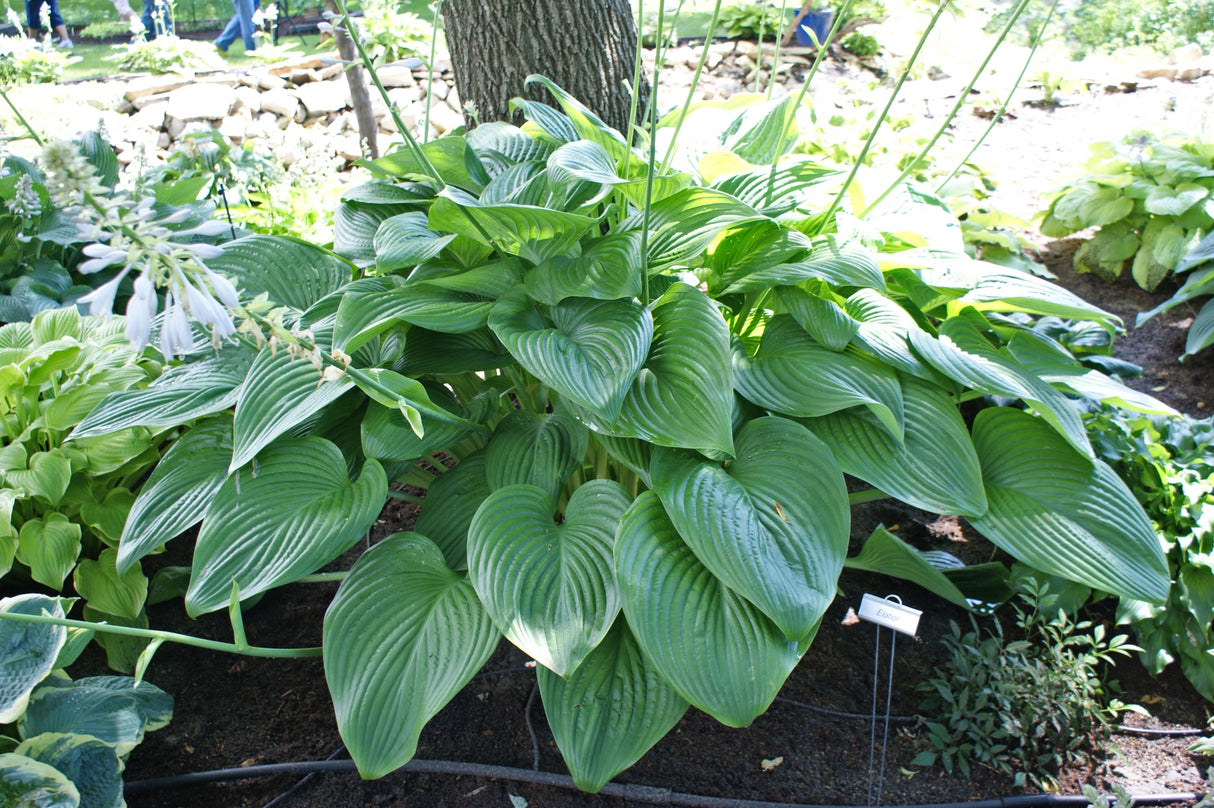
[[43, 68, 1180, 791]]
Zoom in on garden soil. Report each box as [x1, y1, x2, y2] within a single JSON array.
[[108, 64, 1214, 808]]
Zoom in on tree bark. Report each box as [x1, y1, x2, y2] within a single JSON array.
[[334, 25, 379, 159], [442, 0, 648, 137]]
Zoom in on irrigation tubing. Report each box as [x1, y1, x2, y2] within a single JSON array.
[[124, 759, 1205, 807]]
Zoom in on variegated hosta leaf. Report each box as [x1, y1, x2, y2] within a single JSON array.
[[468, 480, 631, 676], [489, 290, 653, 422], [909, 314, 1092, 458], [802, 375, 988, 517], [525, 231, 644, 306], [574, 283, 735, 457], [15, 733, 121, 808], [0, 753, 79, 808], [230, 347, 354, 471], [324, 533, 499, 779], [732, 316, 903, 440], [117, 414, 233, 575], [0, 595, 66, 724], [185, 439, 387, 616], [21, 676, 172, 757], [650, 416, 849, 641], [615, 491, 808, 727], [969, 407, 1170, 605], [485, 408, 589, 502], [538, 618, 688, 792], [414, 451, 491, 571]]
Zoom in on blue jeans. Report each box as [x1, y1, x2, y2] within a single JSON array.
[[25, 0, 64, 30], [140, 0, 172, 39], [215, 0, 256, 51]]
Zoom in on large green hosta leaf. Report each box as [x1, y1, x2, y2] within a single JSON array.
[[619, 187, 768, 269], [485, 408, 588, 502], [468, 481, 630, 676], [776, 285, 860, 352], [525, 232, 643, 305], [721, 235, 885, 294], [650, 417, 848, 641], [803, 375, 987, 517], [373, 212, 457, 273], [0, 753, 79, 808], [733, 316, 903, 440], [574, 283, 734, 457], [429, 186, 598, 264], [117, 415, 233, 575], [968, 408, 1169, 604], [324, 533, 498, 779], [230, 348, 354, 471], [489, 290, 652, 422], [538, 618, 688, 792], [0, 595, 66, 724], [335, 280, 501, 347], [844, 526, 971, 609], [185, 439, 386, 615], [208, 235, 352, 311], [524, 76, 631, 162], [414, 452, 491, 570], [615, 492, 808, 727]]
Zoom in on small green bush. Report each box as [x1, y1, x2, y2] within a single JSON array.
[[841, 31, 880, 57], [717, 2, 789, 40]]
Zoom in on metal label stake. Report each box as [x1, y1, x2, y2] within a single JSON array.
[[858, 594, 921, 808]]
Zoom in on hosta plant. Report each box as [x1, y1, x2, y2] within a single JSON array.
[[0, 594, 172, 808], [69, 80, 1175, 791]]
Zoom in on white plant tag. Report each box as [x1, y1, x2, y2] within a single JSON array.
[[857, 593, 921, 636]]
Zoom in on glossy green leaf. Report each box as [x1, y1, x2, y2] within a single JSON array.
[[538, 618, 688, 792], [17, 514, 81, 590], [15, 734, 121, 808], [615, 492, 806, 727], [957, 268, 1120, 328], [117, 415, 233, 574], [711, 158, 837, 213], [1054, 184, 1134, 227], [776, 286, 860, 352], [525, 76, 630, 161], [969, 407, 1170, 604], [803, 375, 987, 517], [399, 327, 511, 375], [414, 452, 491, 570], [733, 317, 903, 439], [844, 526, 971, 609], [207, 235, 352, 310], [620, 187, 767, 268], [230, 348, 354, 471], [324, 533, 499, 779], [722, 235, 884, 294], [359, 138, 490, 191], [844, 289, 934, 378], [469, 481, 629, 675], [21, 676, 172, 756], [185, 439, 387, 615], [489, 290, 653, 422], [0, 595, 66, 724], [525, 232, 644, 305], [373, 212, 457, 272], [576, 283, 735, 456], [68, 428, 152, 477], [72, 550, 146, 621], [1186, 298, 1214, 356], [335, 200, 414, 267], [335, 281, 496, 347], [0, 753, 79, 808], [546, 140, 627, 187], [485, 408, 588, 501], [429, 186, 598, 264], [650, 417, 849, 640]]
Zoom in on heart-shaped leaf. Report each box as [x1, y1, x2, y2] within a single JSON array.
[[968, 407, 1170, 604], [485, 408, 589, 501], [538, 618, 688, 792], [525, 232, 644, 306], [429, 186, 598, 264], [650, 416, 849, 641], [22, 676, 172, 756], [185, 439, 386, 615], [72, 550, 146, 621], [468, 480, 631, 676], [373, 212, 457, 272], [324, 533, 499, 779], [6, 451, 72, 505], [615, 492, 808, 727], [489, 290, 652, 422], [803, 375, 987, 517], [17, 514, 81, 590]]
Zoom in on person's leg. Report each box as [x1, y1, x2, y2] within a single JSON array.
[[140, 0, 171, 39], [215, 11, 241, 50], [46, 0, 70, 45], [234, 0, 255, 50], [25, 0, 42, 37]]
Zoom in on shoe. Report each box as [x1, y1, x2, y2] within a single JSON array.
[[57, 38, 73, 48], [215, 42, 229, 53]]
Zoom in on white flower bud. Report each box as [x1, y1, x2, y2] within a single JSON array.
[[125, 275, 158, 352]]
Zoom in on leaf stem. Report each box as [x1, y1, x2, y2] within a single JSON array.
[[296, 572, 348, 583], [0, 86, 43, 146], [849, 488, 892, 505]]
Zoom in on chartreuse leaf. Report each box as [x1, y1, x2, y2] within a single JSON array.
[[117, 415, 233, 575], [324, 533, 499, 779], [0, 595, 66, 724], [185, 439, 387, 615], [79, 490, 135, 547], [844, 526, 971, 609], [650, 417, 849, 641], [969, 408, 1169, 604], [575, 283, 735, 457], [538, 618, 688, 793], [7, 451, 72, 505], [0, 752, 79, 807], [489, 290, 653, 422], [468, 481, 630, 676], [733, 317, 903, 440], [485, 408, 588, 501], [17, 514, 81, 590], [358, 137, 490, 191], [525, 232, 644, 305], [230, 348, 354, 471], [207, 234, 352, 310], [803, 375, 987, 517], [72, 550, 146, 621], [71, 352, 250, 438], [414, 452, 491, 570], [22, 676, 172, 757], [15, 734, 122, 808], [615, 492, 807, 727]]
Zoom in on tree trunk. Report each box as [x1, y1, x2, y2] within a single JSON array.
[[442, 0, 647, 137], [334, 25, 379, 159]]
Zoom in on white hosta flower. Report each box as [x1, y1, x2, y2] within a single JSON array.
[[79, 268, 132, 317], [159, 293, 195, 359], [202, 267, 240, 308], [78, 244, 128, 274], [179, 243, 225, 260], [6, 175, 42, 219], [185, 281, 235, 339], [180, 220, 232, 238], [125, 275, 158, 352]]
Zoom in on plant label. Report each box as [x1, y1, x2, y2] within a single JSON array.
[[858, 593, 921, 636]]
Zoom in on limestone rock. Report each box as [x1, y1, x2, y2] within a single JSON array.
[[131, 91, 171, 111], [167, 83, 238, 121], [1137, 65, 1178, 80], [427, 103, 465, 134], [297, 80, 351, 116], [378, 64, 416, 87], [258, 73, 288, 91], [218, 114, 247, 141], [124, 74, 191, 102], [130, 102, 168, 132], [1167, 43, 1204, 64], [260, 87, 301, 119], [234, 85, 262, 113]]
